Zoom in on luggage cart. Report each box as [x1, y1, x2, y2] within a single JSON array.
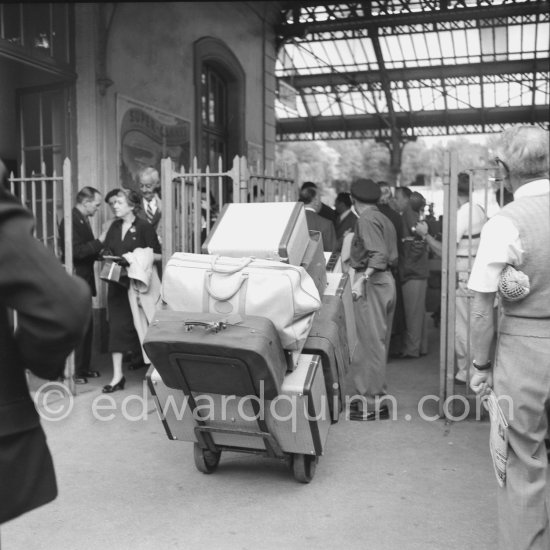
[[145, 312, 331, 483]]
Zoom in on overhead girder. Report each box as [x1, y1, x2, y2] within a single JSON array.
[[276, 1, 549, 41], [278, 58, 550, 90], [276, 104, 550, 135]]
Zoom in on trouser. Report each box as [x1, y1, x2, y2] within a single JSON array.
[[74, 314, 93, 376], [494, 331, 550, 550], [454, 278, 472, 381], [401, 278, 427, 357], [350, 271, 396, 406]]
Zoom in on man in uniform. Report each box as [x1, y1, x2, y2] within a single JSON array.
[[468, 125, 550, 550], [347, 178, 397, 421]]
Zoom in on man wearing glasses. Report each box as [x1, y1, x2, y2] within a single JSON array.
[[468, 125, 550, 550]]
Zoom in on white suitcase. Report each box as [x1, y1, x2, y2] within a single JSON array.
[[203, 202, 310, 266]]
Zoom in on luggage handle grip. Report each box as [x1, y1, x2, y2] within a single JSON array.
[[205, 272, 248, 302], [210, 255, 253, 275], [183, 320, 226, 333]]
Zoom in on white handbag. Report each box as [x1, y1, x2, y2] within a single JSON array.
[[162, 253, 322, 350]]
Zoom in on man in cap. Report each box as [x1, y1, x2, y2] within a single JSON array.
[[468, 125, 550, 550], [347, 178, 398, 421]]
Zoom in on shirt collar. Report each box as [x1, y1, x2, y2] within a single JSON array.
[[304, 206, 316, 213], [514, 178, 550, 199]]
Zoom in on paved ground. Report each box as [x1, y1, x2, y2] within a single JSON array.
[[2, 327, 499, 550]]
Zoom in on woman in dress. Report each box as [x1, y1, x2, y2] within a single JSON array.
[[102, 189, 161, 393]]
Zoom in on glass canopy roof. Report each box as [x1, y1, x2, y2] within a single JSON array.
[[275, 0, 550, 140]]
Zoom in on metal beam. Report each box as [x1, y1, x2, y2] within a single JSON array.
[[276, 2, 549, 40], [276, 105, 550, 134], [278, 58, 550, 89]]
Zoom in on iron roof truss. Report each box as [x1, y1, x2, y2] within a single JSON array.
[[275, 0, 550, 143]]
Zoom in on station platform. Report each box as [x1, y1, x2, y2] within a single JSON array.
[[3, 325, 499, 550]]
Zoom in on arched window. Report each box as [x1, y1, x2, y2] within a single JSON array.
[[194, 37, 245, 202], [200, 64, 228, 171]]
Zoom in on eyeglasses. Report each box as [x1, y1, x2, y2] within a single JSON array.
[[494, 157, 510, 178]]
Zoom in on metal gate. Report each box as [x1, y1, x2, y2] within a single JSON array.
[[160, 155, 297, 265], [7, 158, 77, 394], [439, 151, 505, 418]]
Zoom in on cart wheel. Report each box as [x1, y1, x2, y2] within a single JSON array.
[[193, 443, 221, 474], [292, 454, 318, 483]]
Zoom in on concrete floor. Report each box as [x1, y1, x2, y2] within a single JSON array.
[[3, 327, 498, 550]]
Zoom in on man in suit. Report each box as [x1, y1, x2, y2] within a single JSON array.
[[334, 191, 358, 252], [137, 166, 162, 234], [300, 181, 337, 223], [299, 185, 337, 252], [0, 160, 90, 524], [59, 186, 106, 384]]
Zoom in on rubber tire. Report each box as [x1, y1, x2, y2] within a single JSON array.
[[292, 453, 318, 483], [193, 443, 221, 474]]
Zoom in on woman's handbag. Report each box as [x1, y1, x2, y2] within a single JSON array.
[[161, 252, 322, 350], [100, 259, 129, 288]]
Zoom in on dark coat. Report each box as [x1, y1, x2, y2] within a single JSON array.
[[318, 201, 337, 223], [334, 210, 358, 252], [305, 209, 337, 252], [59, 207, 103, 296], [0, 187, 91, 524]]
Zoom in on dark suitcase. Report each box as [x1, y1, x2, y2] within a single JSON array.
[[303, 274, 353, 421], [300, 230, 327, 298], [143, 310, 288, 400]]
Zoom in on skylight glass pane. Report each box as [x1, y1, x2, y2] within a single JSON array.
[[508, 26, 523, 53], [465, 28, 481, 59], [433, 93, 446, 110], [385, 35, 404, 66], [296, 97, 308, 117], [522, 24, 536, 54], [344, 39, 368, 70], [399, 34, 416, 61], [363, 39, 378, 69], [455, 85, 473, 108], [412, 34, 429, 63], [409, 88, 424, 111], [484, 82, 497, 108], [320, 40, 346, 70], [437, 31, 454, 61], [446, 91, 459, 110], [304, 95, 320, 116], [424, 33, 442, 62], [392, 89, 409, 112], [452, 30, 469, 63], [536, 23, 550, 53], [494, 26, 508, 55], [379, 36, 393, 67], [467, 85, 482, 108]]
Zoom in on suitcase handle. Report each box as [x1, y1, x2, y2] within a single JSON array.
[[205, 272, 249, 302], [183, 320, 226, 333], [210, 255, 253, 275]]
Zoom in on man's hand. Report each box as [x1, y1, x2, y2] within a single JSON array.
[[470, 368, 493, 397], [414, 220, 429, 237]]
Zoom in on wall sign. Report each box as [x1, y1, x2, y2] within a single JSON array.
[[117, 94, 190, 191]]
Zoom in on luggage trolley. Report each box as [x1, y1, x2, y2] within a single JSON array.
[[144, 312, 330, 483], [144, 202, 355, 483]]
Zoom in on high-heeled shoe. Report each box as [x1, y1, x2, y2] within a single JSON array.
[[102, 376, 126, 393]]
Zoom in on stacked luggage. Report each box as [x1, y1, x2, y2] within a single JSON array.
[[144, 202, 356, 483]]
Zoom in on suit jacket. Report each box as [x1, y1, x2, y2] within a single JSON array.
[[334, 209, 358, 252], [319, 201, 337, 222], [305, 209, 337, 252], [0, 187, 91, 524], [136, 194, 162, 232], [59, 207, 103, 296]]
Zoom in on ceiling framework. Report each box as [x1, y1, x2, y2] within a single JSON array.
[[275, 0, 550, 171]]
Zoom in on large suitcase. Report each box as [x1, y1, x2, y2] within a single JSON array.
[[303, 273, 355, 422], [161, 252, 321, 351], [301, 231, 327, 298], [144, 310, 288, 400], [202, 202, 310, 266]]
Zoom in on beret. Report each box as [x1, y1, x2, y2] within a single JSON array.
[[350, 178, 381, 203]]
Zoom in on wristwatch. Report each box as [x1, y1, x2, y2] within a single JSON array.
[[472, 359, 492, 371]]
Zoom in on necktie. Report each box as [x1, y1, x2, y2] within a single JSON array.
[[146, 200, 154, 224]]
